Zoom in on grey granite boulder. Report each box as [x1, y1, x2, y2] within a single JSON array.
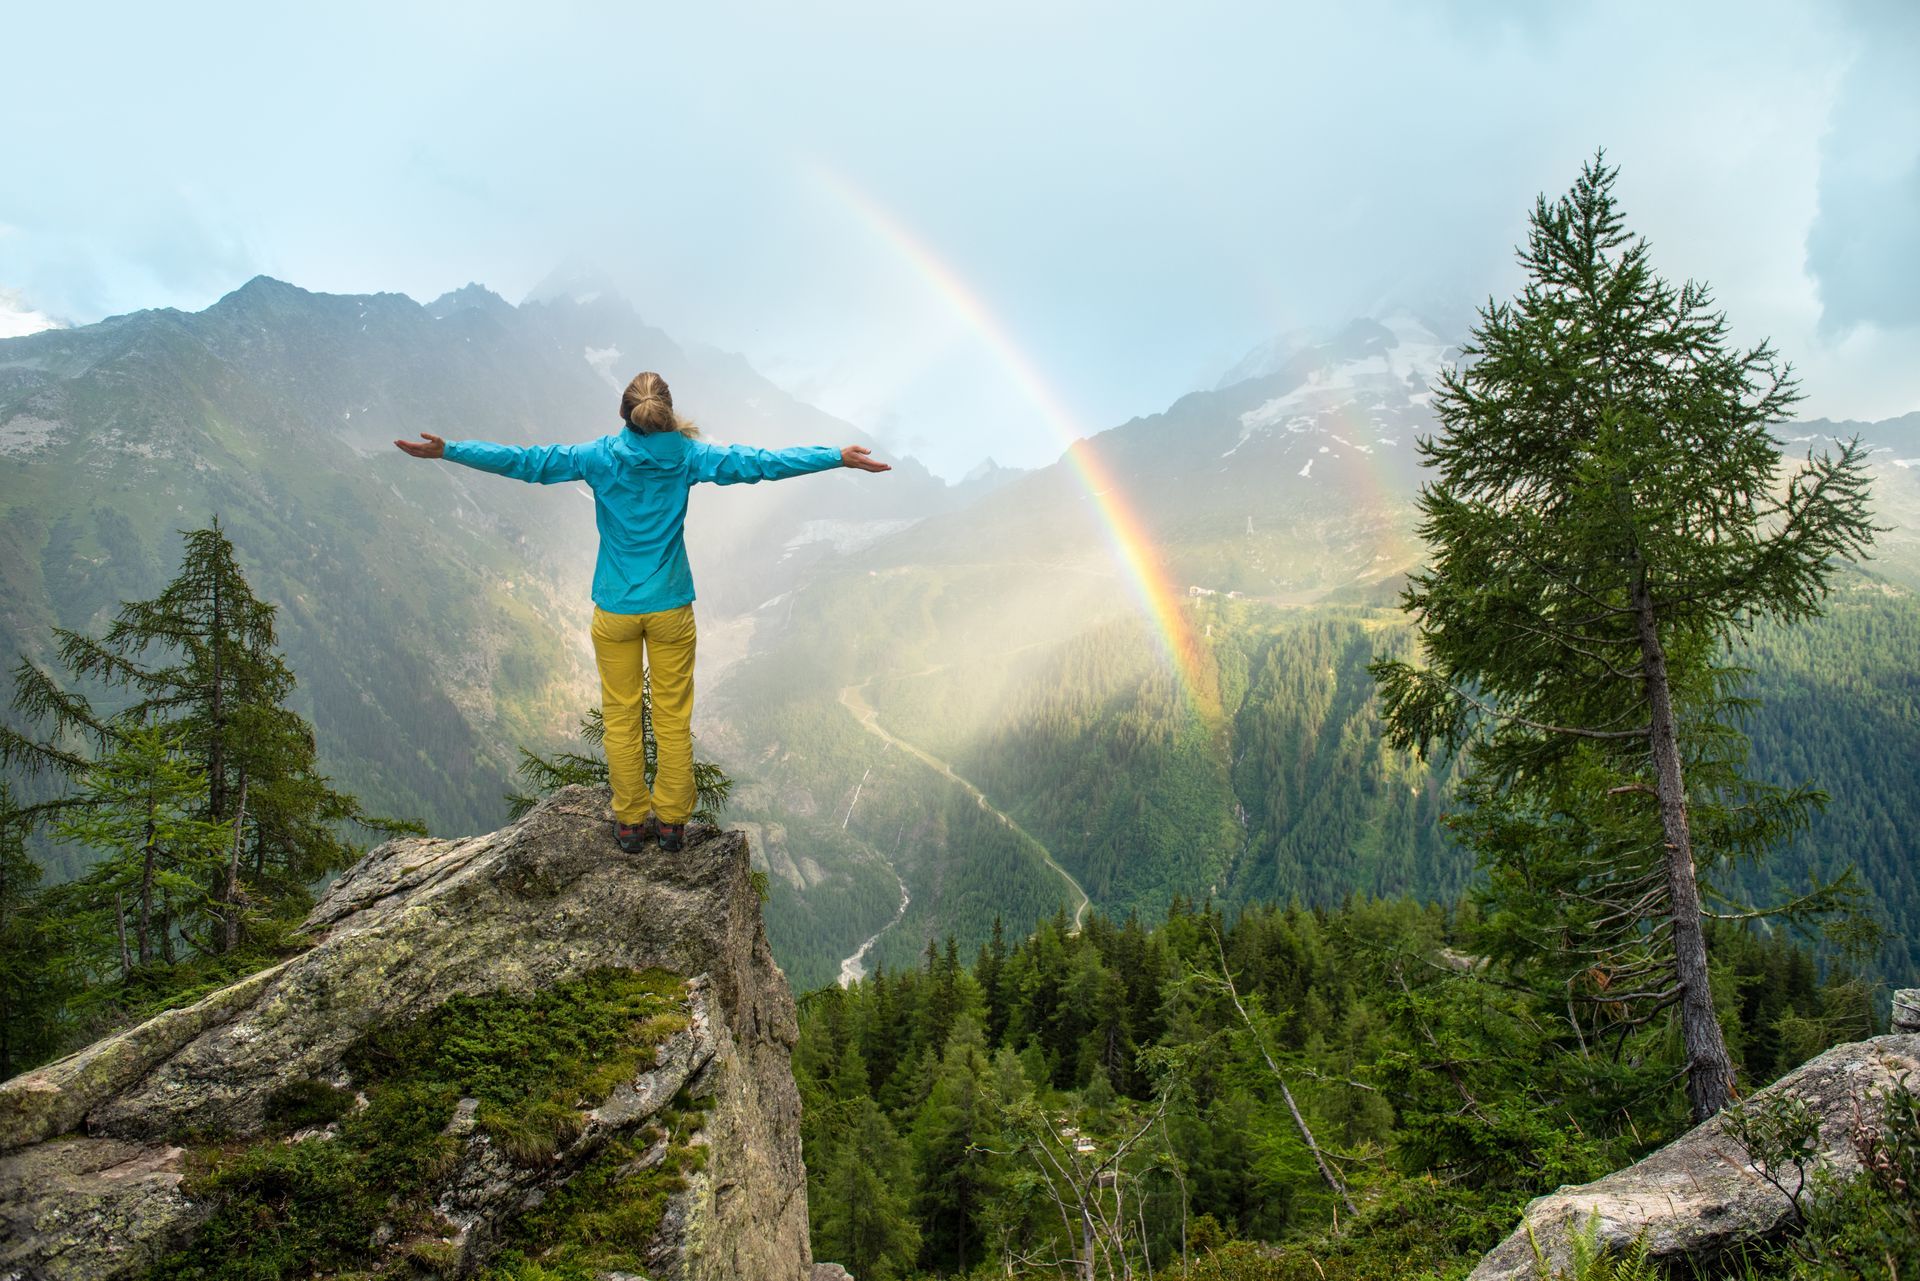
[[1469, 1034, 1920, 1280], [0, 785, 811, 1281]]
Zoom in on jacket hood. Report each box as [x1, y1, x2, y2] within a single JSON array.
[[608, 427, 690, 469]]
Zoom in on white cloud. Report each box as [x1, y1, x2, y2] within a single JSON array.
[[0, 287, 63, 339]]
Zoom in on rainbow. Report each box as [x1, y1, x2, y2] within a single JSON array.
[[808, 163, 1215, 709]]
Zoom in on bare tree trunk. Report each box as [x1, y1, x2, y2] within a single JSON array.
[[223, 775, 249, 953], [114, 891, 131, 981], [208, 568, 225, 823], [1633, 577, 1737, 1122], [1213, 930, 1359, 1215], [137, 796, 157, 967]]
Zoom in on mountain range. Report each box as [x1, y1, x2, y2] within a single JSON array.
[[3, 280, 1915, 990]]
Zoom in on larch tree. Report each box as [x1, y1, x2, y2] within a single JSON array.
[[813, 1044, 923, 1281], [3, 519, 405, 957], [1371, 155, 1876, 1122], [64, 520, 402, 942]]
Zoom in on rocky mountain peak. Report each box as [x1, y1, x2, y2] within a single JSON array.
[[215, 274, 313, 311], [425, 282, 514, 319], [522, 262, 631, 311]]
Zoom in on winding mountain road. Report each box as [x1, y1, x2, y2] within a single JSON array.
[[838, 679, 1091, 935]]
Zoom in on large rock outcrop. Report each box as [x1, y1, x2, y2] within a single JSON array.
[[1470, 1033, 1920, 1280], [0, 785, 811, 1280]]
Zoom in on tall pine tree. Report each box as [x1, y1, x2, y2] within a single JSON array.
[[813, 1044, 922, 1281], [1371, 155, 1876, 1122], [3, 519, 404, 957]]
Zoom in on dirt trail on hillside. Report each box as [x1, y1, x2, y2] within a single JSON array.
[[838, 680, 1091, 933]]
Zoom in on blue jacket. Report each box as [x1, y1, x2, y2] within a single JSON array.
[[444, 429, 843, 614]]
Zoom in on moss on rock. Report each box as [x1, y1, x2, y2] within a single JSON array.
[[477, 1092, 712, 1280], [148, 968, 688, 1280]]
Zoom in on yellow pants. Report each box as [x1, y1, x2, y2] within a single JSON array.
[[590, 604, 697, 825]]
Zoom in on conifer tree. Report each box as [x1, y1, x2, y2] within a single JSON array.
[[977, 914, 1008, 1043], [50, 726, 231, 978], [506, 702, 733, 824], [49, 522, 277, 825], [910, 1017, 1004, 1273], [0, 787, 66, 1077], [813, 1045, 922, 1281], [1372, 155, 1877, 1121], [3, 519, 403, 956]]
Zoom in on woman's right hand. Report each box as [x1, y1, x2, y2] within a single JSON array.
[[841, 445, 891, 473], [395, 433, 446, 459]]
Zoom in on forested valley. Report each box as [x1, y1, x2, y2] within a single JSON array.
[[725, 580, 1920, 992], [797, 899, 1887, 1279]]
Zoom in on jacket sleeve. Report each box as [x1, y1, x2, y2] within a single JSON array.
[[688, 440, 843, 486], [442, 439, 591, 485]]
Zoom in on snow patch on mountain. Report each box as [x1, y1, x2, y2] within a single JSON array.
[[584, 345, 623, 388], [1223, 312, 1453, 461], [1214, 324, 1331, 389]]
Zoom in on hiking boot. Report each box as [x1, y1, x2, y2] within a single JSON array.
[[658, 821, 686, 853], [614, 816, 656, 853]]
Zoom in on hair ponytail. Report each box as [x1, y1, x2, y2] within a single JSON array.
[[620, 371, 698, 438]]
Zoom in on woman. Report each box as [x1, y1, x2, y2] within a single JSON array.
[[396, 371, 890, 853]]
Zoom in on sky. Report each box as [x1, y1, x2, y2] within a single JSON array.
[[4, 0, 1916, 479]]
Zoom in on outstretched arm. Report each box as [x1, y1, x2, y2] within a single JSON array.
[[394, 433, 588, 485], [689, 440, 891, 486]]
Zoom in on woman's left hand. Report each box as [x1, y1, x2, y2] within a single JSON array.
[[395, 433, 446, 459]]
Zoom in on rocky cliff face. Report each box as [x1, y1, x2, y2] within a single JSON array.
[[0, 786, 811, 1280]]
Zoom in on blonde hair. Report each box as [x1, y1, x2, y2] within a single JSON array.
[[620, 371, 698, 438]]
